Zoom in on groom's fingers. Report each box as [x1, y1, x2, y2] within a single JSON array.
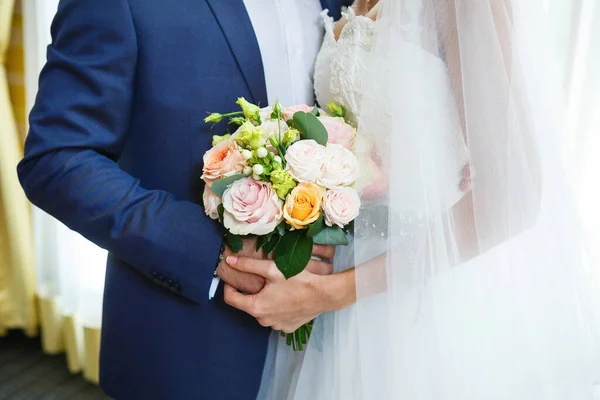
[[223, 284, 254, 314], [312, 244, 335, 260], [226, 256, 283, 281]]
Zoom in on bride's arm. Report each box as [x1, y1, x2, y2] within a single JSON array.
[[333, 0, 381, 40]]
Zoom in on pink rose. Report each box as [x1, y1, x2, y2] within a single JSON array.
[[201, 139, 247, 184], [259, 119, 289, 141], [360, 154, 389, 200], [319, 116, 356, 150], [282, 104, 314, 121], [222, 178, 283, 235], [203, 185, 222, 220], [323, 187, 361, 228], [285, 140, 326, 183]]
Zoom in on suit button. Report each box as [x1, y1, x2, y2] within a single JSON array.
[[149, 270, 156, 277], [172, 284, 182, 292]]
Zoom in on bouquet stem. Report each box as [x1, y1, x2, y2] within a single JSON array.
[[281, 321, 313, 351]]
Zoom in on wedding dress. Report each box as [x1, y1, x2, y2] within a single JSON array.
[[259, 1, 600, 399]]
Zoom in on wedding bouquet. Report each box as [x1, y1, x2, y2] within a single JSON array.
[[202, 98, 360, 350]]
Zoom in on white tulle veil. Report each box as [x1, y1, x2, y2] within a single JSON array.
[[258, 1, 600, 399]]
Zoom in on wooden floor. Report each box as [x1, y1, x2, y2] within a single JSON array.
[[0, 331, 111, 400]]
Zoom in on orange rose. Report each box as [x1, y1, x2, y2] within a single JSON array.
[[283, 183, 323, 230]]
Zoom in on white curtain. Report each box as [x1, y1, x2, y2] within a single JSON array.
[[545, 0, 600, 267], [23, 0, 107, 381]]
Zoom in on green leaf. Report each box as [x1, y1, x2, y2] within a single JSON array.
[[210, 174, 246, 196], [307, 214, 325, 238], [293, 112, 328, 145], [262, 234, 281, 257], [276, 222, 286, 236], [274, 231, 314, 279], [311, 106, 320, 117], [312, 226, 349, 246], [256, 233, 273, 252], [217, 204, 225, 223], [224, 233, 244, 253]]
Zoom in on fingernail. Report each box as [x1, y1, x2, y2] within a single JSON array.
[[226, 255, 238, 265]]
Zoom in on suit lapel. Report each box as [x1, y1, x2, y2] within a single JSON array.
[[206, 0, 268, 106]]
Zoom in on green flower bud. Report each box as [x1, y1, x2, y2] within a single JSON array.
[[205, 113, 224, 124], [326, 102, 346, 118], [271, 101, 283, 119], [270, 170, 297, 199], [211, 134, 231, 146], [269, 134, 280, 148], [229, 117, 246, 126], [236, 97, 261, 122], [282, 128, 299, 146], [235, 121, 266, 150]]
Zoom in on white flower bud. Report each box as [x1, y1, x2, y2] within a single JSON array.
[[273, 155, 282, 164], [242, 149, 253, 160], [256, 147, 268, 158], [252, 164, 264, 176], [243, 166, 252, 175]]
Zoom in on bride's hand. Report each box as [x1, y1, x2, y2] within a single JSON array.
[[223, 255, 354, 333]]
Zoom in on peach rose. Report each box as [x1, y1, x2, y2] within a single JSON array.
[[201, 139, 247, 184], [323, 187, 361, 228], [283, 183, 323, 230], [203, 185, 222, 220], [222, 178, 283, 235], [319, 116, 356, 150]]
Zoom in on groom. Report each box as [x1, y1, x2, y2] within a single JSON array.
[[17, 1, 351, 399]]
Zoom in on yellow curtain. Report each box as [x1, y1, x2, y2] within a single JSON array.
[[7, 0, 102, 384], [0, 0, 37, 337]]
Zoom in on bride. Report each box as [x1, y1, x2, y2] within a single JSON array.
[[226, 0, 600, 398]]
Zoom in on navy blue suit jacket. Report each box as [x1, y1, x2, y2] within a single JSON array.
[[17, 0, 350, 399]]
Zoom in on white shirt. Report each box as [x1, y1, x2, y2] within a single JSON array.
[[244, 0, 324, 106], [209, 0, 324, 299]]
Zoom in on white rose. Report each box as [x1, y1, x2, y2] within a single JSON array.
[[285, 140, 326, 183], [203, 185, 222, 220], [222, 178, 284, 235], [323, 187, 361, 228], [317, 144, 358, 189]]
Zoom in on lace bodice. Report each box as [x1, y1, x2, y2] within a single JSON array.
[[314, 8, 376, 126], [313, 6, 470, 215]]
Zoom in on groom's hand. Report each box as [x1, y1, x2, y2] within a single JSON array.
[[217, 237, 265, 294], [217, 241, 336, 294]]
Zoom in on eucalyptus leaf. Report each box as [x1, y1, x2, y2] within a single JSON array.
[[293, 112, 328, 145], [311, 106, 320, 117], [312, 226, 349, 246], [307, 214, 325, 238], [274, 231, 314, 279], [210, 174, 246, 196], [224, 233, 244, 253]]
